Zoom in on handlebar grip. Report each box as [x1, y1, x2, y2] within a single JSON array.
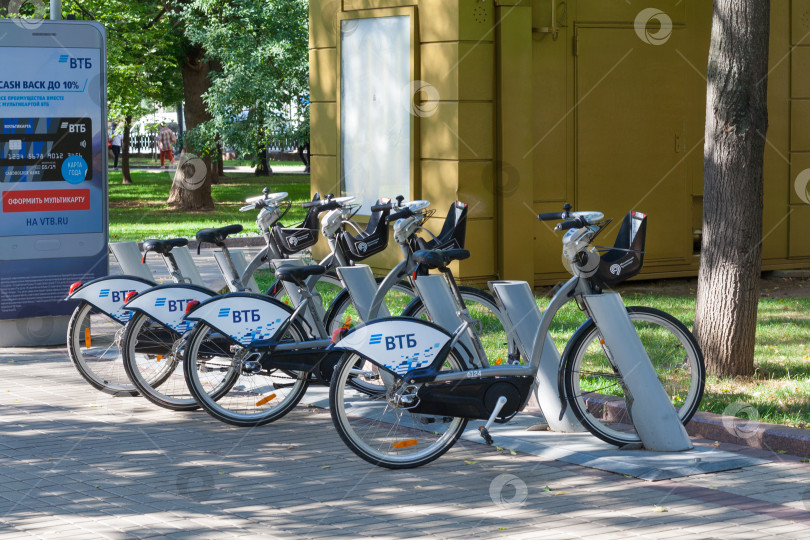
[[537, 211, 567, 221], [385, 207, 413, 224], [314, 201, 341, 212], [301, 200, 321, 208], [370, 203, 391, 212], [554, 217, 587, 231]]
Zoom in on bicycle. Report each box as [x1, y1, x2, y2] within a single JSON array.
[[66, 190, 337, 398], [118, 191, 347, 411], [65, 238, 199, 396], [327, 207, 705, 468], [324, 199, 516, 394], [179, 198, 511, 425]]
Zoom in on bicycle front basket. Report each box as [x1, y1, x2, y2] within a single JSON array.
[[592, 211, 647, 288], [337, 204, 391, 261], [414, 201, 468, 251], [272, 193, 322, 256]]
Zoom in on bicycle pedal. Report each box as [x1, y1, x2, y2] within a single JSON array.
[[243, 360, 262, 374], [478, 426, 494, 445]]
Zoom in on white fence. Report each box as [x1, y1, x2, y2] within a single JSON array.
[[125, 133, 297, 155]]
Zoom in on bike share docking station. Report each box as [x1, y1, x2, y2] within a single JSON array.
[[420, 275, 693, 453]]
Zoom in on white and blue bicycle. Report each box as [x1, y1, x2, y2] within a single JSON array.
[[326, 207, 706, 468]]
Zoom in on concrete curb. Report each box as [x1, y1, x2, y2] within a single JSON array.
[[686, 410, 810, 458], [582, 396, 810, 457]]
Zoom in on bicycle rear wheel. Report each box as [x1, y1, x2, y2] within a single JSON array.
[[67, 301, 138, 396], [324, 279, 415, 394], [562, 306, 705, 447], [402, 286, 518, 367], [329, 351, 468, 469], [122, 312, 197, 411], [183, 321, 309, 427]]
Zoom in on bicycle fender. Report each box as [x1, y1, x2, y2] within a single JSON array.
[[183, 292, 295, 346], [334, 317, 452, 376], [67, 275, 155, 324], [124, 284, 215, 334]]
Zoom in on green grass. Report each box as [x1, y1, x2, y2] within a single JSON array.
[[108, 170, 310, 241], [540, 289, 810, 429]]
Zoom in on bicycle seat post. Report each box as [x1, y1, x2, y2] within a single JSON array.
[[162, 252, 187, 284], [218, 244, 247, 292]]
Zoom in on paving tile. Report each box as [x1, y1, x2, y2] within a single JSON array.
[[2, 341, 810, 539]]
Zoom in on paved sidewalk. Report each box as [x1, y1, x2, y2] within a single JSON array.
[[1, 346, 810, 539]]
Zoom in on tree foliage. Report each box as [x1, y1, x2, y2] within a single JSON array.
[[180, 0, 309, 162], [62, 1, 185, 183]]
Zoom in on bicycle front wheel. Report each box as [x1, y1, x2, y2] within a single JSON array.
[[562, 306, 705, 447], [330, 351, 468, 469], [183, 321, 309, 427], [67, 301, 138, 396], [122, 312, 197, 411]]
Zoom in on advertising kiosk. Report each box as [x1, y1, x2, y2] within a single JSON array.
[[0, 20, 108, 346]]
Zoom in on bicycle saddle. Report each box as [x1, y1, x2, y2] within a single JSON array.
[[141, 238, 188, 255], [275, 265, 326, 284], [195, 224, 244, 246], [412, 248, 470, 270]]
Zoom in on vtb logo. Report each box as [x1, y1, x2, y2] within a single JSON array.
[[369, 333, 416, 350], [217, 307, 261, 323], [58, 55, 93, 69], [154, 298, 195, 312], [100, 289, 135, 302]]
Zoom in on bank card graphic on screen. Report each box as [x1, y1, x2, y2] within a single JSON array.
[[1, 117, 92, 182], [0, 45, 103, 239]]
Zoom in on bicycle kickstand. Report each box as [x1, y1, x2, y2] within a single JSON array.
[[478, 396, 508, 446]]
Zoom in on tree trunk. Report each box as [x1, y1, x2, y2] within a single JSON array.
[[167, 45, 215, 210], [254, 144, 272, 176], [216, 141, 224, 177], [694, 0, 770, 377], [121, 115, 133, 185]]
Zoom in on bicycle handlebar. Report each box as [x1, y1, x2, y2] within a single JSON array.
[[386, 207, 413, 224], [370, 203, 391, 212], [555, 217, 588, 231], [537, 211, 570, 221], [314, 200, 342, 212]]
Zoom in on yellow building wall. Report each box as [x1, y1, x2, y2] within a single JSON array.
[[310, 0, 810, 287]]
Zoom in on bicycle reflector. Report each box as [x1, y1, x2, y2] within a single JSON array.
[[256, 393, 276, 407], [68, 282, 82, 295], [124, 291, 138, 303], [331, 327, 348, 344], [185, 300, 200, 314], [391, 439, 418, 449]]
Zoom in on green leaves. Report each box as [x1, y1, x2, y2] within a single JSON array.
[[181, 0, 310, 157]]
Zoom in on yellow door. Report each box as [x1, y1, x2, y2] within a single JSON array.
[[575, 26, 690, 263]]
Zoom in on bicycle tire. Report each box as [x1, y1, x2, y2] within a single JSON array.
[[329, 351, 468, 469], [562, 306, 705, 447], [183, 319, 309, 427], [402, 286, 518, 368], [66, 301, 139, 396], [122, 312, 198, 411]]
